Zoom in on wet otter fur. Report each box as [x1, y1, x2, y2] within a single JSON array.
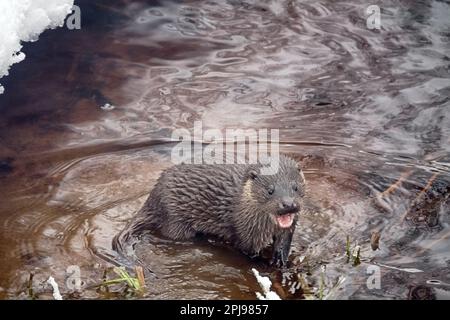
[[114, 155, 306, 267]]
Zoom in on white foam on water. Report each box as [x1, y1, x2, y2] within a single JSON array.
[[0, 0, 74, 94]]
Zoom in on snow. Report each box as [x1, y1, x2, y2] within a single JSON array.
[[0, 0, 74, 94], [251, 268, 281, 300], [46, 276, 63, 300]]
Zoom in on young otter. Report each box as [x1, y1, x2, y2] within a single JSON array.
[[114, 155, 306, 267]]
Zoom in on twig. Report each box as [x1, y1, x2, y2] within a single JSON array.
[[380, 170, 413, 197], [135, 266, 146, 290]]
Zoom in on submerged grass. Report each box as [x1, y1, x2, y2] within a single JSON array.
[[352, 247, 361, 267], [92, 266, 145, 297], [345, 235, 351, 263], [319, 266, 325, 300], [27, 273, 37, 300], [345, 235, 361, 267]]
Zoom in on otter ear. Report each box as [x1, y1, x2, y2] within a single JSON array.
[[249, 169, 258, 180]]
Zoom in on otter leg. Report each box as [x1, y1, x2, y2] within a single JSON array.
[[271, 226, 295, 268], [161, 220, 197, 240]]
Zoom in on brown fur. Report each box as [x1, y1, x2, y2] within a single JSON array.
[[113, 155, 306, 265]]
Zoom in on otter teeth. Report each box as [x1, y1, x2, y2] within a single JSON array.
[[276, 214, 294, 228]]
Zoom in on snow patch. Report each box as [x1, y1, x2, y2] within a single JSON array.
[[251, 268, 281, 300], [0, 0, 74, 94]]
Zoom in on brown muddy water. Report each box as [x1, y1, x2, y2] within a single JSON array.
[[0, 0, 449, 300]]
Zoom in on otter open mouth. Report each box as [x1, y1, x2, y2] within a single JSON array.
[[275, 213, 295, 228]]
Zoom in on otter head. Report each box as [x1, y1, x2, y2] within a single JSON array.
[[244, 156, 306, 229]]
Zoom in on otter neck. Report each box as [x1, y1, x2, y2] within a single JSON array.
[[232, 179, 275, 254]]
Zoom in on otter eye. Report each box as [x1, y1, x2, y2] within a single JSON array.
[[293, 185, 298, 192], [268, 186, 275, 195]]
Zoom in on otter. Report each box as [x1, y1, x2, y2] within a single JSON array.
[[114, 155, 306, 267]]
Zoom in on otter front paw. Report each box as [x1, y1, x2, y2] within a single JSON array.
[[271, 246, 288, 268], [271, 229, 294, 268]]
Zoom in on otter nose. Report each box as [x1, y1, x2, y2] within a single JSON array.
[[280, 197, 297, 211]]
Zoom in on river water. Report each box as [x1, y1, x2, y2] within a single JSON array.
[[0, 0, 449, 299]]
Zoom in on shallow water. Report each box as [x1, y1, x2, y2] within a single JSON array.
[[0, 0, 449, 299]]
